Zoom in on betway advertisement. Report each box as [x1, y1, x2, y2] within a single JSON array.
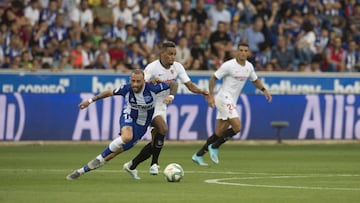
[[1, 72, 360, 94], [1, 72, 360, 141]]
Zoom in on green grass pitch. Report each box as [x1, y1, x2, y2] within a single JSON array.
[[0, 141, 359, 203]]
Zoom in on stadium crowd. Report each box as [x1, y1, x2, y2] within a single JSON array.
[[0, 0, 359, 72]]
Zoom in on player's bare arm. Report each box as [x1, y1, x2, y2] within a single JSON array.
[[184, 81, 209, 96], [252, 79, 272, 102], [78, 90, 114, 109], [207, 75, 218, 108], [163, 81, 178, 104]]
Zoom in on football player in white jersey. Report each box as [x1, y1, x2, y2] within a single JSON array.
[[192, 43, 272, 166], [66, 69, 177, 180], [124, 41, 209, 177]]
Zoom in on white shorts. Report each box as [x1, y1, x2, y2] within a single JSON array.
[[215, 94, 239, 120], [152, 102, 167, 122]]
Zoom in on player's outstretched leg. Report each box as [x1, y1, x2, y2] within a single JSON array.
[[66, 140, 122, 180], [207, 129, 236, 164], [191, 134, 218, 166], [66, 154, 107, 180], [192, 153, 208, 166], [123, 161, 141, 180], [207, 144, 219, 164]]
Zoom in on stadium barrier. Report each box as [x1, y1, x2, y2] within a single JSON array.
[[1, 71, 360, 141]]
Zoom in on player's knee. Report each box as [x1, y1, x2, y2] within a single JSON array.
[[153, 134, 165, 149], [157, 125, 168, 135], [232, 127, 241, 134], [232, 123, 242, 134]]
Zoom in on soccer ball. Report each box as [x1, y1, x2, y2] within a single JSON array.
[[163, 163, 184, 182]]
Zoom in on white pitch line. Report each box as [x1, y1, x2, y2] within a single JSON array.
[[205, 176, 360, 191], [0, 168, 360, 177]]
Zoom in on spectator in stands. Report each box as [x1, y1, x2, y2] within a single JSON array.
[[178, 0, 193, 26], [190, 0, 210, 29], [20, 50, 38, 71], [241, 17, 265, 54], [113, 0, 133, 26], [70, 0, 94, 34], [263, 61, 275, 71], [39, 0, 58, 27], [93, 52, 108, 69], [347, 3, 360, 43], [134, 3, 150, 32], [298, 62, 310, 72], [125, 42, 146, 70], [124, 24, 137, 45], [254, 0, 279, 47], [149, 0, 168, 23], [271, 35, 296, 71], [236, 0, 257, 25], [323, 35, 346, 72], [254, 42, 271, 71], [94, 39, 111, 69], [344, 39, 360, 72], [91, 23, 104, 48], [228, 20, 242, 51], [81, 38, 95, 69], [166, 0, 181, 11], [296, 20, 316, 64], [24, 0, 41, 27], [105, 17, 127, 43], [48, 13, 69, 42], [29, 21, 49, 58], [126, 0, 140, 14], [71, 42, 84, 69], [209, 21, 232, 66], [277, 9, 302, 43], [109, 37, 128, 72], [139, 18, 161, 56], [93, 0, 114, 33], [1, 0, 28, 27], [315, 27, 330, 53], [207, 0, 231, 32], [4, 34, 23, 68], [175, 36, 191, 69], [190, 32, 208, 70], [309, 56, 322, 72]]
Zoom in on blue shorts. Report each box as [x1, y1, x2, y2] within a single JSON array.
[[119, 113, 149, 151]]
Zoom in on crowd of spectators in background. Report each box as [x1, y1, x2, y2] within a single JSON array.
[[0, 0, 359, 73]]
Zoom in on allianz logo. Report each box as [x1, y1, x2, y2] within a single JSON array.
[[0, 94, 25, 141]]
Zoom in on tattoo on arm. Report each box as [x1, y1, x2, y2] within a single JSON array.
[[169, 82, 178, 96]]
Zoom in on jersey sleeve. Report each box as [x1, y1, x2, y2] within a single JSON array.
[[214, 63, 229, 80], [148, 82, 170, 93], [113, 84, 130, 96], [144, 65, 153, 82], [174, 62, 191, 83], [248, 62, 258, 82]]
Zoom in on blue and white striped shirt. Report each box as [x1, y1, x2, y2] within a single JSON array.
[[113, 82, 169, 126]]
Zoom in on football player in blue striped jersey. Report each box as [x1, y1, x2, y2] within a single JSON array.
[[66, 69, 177, 180]]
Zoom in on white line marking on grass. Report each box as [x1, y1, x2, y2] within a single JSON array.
[[205, 175, 360, 191], [1, 168, 360, 177]]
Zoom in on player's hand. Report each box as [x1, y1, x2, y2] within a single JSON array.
[[207, 96, 215, 108], [78, 100, 90, 109], [202, 90, 209, 96], [264, 90, 272, 103], [163, 96, 174, 104], [149, 78, 161, 84]]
